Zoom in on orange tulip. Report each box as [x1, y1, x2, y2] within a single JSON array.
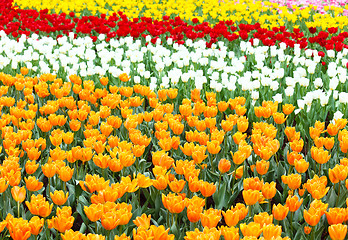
[[101, 211, 121, 230], [253, 212, 273, 227], [222, 209, 240, 227], [262, 224, 282, 240], [0, 178, 9, 193], [50, 206, 75, 233], [325, 208, 346, 225], [232, 131, 246, 145], [273, 112, 287, 124], [50, 190, 69, 206], [329, 224, 347, 240], [25, 194, 53, 218], [311, 146, 330, 164], [11, 186, 26, 203], [200, 208, 221, 228], [281, 174, 301, 190], [187, 206, 203, 223], [304, 226, 312, 235], [256, 160, 269, 175], [282, 104, 295, 115], [41, 162, 56, 178], [242, 190, 260, 206], [84, 204, 103, 222], [304, 208, 321, 226], [243, 177, 263, 191], [168, 179, 186, 193], [240, 222, 262, 237], [29, 216, 44, 235], [329, 165, 348, 184], [294, 158, 309, 173], [25, 176, 43, 192], [162, 193, 185, 214], [152, 175, 168, 190], [218, 158, 231, 174], [261, 182, 276, 200], [58, 166, 74, 182], [25, 160, 39, 175], [327, 123, 340, 136], [207, 140, 221, 155], [7, 217, 31, 240], [133, 214, 151, 229], [231, 150, 246, 165], [61, 230, 85, 240], [272, 204, 289, 221], [285, 195, 303, 212], [220, 226, 239, 240], [199, 181, 216, 197], [93, 153, 110, 169], [290, 139, 304, 152]]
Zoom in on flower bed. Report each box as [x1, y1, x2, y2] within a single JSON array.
[[0, 0, 348, 239]]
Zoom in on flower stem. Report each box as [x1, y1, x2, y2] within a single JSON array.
[[209, 154, 215, 172], [310, 226, 315, 240], [290, 212, 293, 236], [17, 201, 20, 218], [336, 181, 341, 207], [218, 173, 222, 192]]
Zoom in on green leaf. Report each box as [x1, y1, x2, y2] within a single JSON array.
[[326, 187, 337, 208], [79, 223, 87, 234], [213, 182, 230, 210], [76, 202, 88, 223]]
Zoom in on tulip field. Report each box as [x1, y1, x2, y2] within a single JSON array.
[[1, 0, 348, 239]]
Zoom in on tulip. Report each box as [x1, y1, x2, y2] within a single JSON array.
[[282, 104, 295, 115], [218, 158, 231, 174], [240, 222, 262, 237], [7, 217, 31, 240], [133, 214, 151, 229], [25, 160, 39, 175], [0, 178, 9, 193], [11, 186, 26, 203], [242, 190, 260, 206], [253, 212, 273, 227], [162, 193, 185, 214], [285, 195, 303, 212], [263, 224, 282, 239], [325, 208, 346, 225], [187, 206, 203, 223], [200, 208, 221, 228], [29, 216, 44, 236], [50, 190, 69, 206], [220, 226, 239, 240], [168, 179, 186, 193], [261, 182, 276, 200], [304, 208, 321, 226], [294, 158, 309, 173], [101, 211, 120, 230], [25, 176, 43, 192], [255, 160, 269, 175], [329, 224, 347, 240], [272, 203, 289, 221], [199, 181, 216, 198], [222, 209, 240, 227], [84, 204, 103, 222], [25, 194, 53, 218]]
